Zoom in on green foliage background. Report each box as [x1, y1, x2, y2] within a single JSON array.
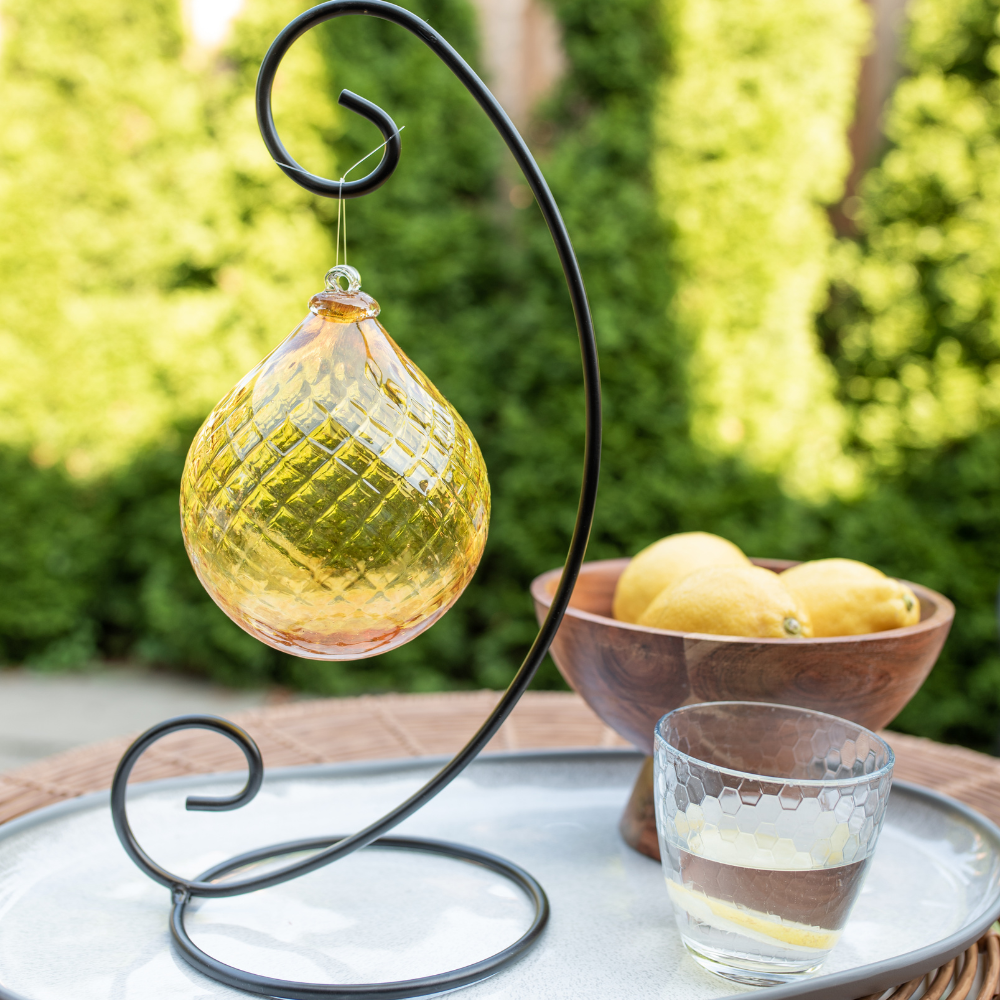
[[655, 0, 868, 500], [2, 0, 1000, 750]]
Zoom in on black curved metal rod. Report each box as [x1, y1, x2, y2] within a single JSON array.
[[109, 0, 601, 903]]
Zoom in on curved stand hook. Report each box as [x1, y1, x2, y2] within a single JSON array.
[[259, 84, 402, 197], [100, 2, 600, 997], [256, 4, 403, 198]]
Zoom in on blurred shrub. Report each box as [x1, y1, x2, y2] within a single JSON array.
[[824, 429, 1000, 750], [0, 450, 110, 668], [810, 0, 1000, 747], [824, 0, 1000, 470], [655, 0, 869, 500], [1, 0, 1000, 755], [0, 0, 523, 694], [0, 0, 337, 474]]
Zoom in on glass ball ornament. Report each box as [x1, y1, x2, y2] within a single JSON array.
[[180, 265, 490, 660]]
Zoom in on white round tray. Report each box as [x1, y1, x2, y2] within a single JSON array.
[[0, 749, 998, 999]]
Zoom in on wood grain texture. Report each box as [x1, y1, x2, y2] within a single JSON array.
[[531, 557, 955, 754]]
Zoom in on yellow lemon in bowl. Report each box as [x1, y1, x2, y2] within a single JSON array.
[[612, 531, 750, 624], [638, 565, 812, 638], [778, 558, 920, 637]]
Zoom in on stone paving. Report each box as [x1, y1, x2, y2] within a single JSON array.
[[0, 666, 285, 772]]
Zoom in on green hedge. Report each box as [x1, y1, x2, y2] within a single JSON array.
[[0, 0, 342, 476], [2, 0, 1000, 753], [655, 0, 869, 499], [823, 0, 1000, 468]]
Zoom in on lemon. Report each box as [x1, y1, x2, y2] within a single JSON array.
[[666, 881, 841, 952], [612, 531, 750, 624], [779, 558, 920, 637], [638, 565, 812, 638]]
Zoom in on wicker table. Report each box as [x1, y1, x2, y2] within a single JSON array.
[[1, 690, 998, 999]]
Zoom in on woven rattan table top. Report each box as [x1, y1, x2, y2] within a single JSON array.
[[0, 690, 996, 828]]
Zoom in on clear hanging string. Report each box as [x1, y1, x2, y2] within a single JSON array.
[[334, 125, 406, 267], [334, 183, 345, 266]]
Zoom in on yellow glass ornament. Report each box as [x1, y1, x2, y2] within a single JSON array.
[[180, 265, 490, 660]]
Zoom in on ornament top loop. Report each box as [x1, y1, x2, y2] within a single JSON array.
[[325, 264, 362, 293], [311, 265, 379, 322]]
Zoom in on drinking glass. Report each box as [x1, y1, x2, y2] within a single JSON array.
[[653, 701, 894, 986]]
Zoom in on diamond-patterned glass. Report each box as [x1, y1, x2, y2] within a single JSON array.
[[180, 282, 490, 660], [653, 702, 894, 986]]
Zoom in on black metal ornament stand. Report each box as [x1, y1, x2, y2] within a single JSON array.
[[0, 5, 600, 1000]]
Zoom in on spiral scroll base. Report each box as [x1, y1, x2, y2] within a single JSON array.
[[107, 715, 549, 998], [170, 834, 549, 1000]]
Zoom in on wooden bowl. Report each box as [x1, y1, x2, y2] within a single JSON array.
[[533, 557, 954, 860], [531, 557, 954, 756]]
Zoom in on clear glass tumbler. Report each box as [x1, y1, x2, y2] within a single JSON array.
[[653, 701, 894, 986]]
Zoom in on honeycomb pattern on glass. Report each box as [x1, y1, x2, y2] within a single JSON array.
[[180, 285, 490, 660], [652, 704, 894, 981], [654, 705, 893, 870]]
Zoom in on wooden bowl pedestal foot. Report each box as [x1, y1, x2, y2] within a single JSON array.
[[619, 756, 661, 861]]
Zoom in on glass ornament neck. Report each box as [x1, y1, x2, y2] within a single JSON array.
[[309, 264, 380, 323]]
